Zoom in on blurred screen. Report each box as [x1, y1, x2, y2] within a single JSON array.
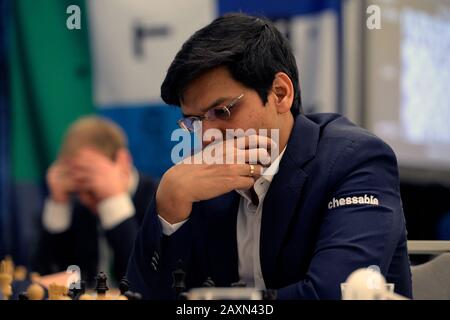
[[366, 0, 450, 173]]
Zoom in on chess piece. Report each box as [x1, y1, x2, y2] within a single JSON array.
[[119, 277, 130, 295], [132, 292, 142, 300], [0, 261, 13, 300], [124, 291, 141, 300], [172, 260, 186, 299], [14, 266, 27, 281], [27, 283, 45, 300], [202, 277, 215, 287], [3, 256, 14, 276], [119, 277, 143, 300], [68, 280, 85, 300], [95, 272, 110, 300]]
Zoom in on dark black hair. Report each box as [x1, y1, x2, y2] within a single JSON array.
[[161, 13, 302, 116]]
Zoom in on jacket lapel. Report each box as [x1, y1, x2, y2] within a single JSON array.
[[260, 115, 320, 288]]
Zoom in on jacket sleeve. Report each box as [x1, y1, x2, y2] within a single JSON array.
[[126, 196, 197, 299], [105, 175, 157, 280], [277, 135, 412, 300], [104, 217, 139, 280]]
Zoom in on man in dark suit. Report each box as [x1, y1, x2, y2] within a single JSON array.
[[126, 13, 412, 299], [36, 116, 156, 284]]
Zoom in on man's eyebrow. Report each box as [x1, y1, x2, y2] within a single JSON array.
[[182, 97, 230, 117]]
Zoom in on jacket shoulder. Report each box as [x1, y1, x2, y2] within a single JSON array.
[[307, 113, 396, 157]]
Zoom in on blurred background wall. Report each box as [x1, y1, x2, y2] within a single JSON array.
[[0, 0, 449, 266]]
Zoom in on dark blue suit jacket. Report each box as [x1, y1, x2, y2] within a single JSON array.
[[126, 113, 413, 299]]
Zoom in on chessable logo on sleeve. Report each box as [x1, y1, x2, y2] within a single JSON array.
[[328, 194, 380, 210]]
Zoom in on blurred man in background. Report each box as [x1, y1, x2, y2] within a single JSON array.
[[35, 116, 157, 284]]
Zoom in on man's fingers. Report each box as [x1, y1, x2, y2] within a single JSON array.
[[226, 148, 271, 166], [70, 159, 96, 173], [245, 164, 264, 179], [216, 163, 264, 179], [233, 135, 278, 150], [205, 135, 277, 151], [202, 144, 273, 166], [71, 170, 94, 186], [242, 148, 271, 166], [71, 149, 111, 170], [65, 182, 78, 192]]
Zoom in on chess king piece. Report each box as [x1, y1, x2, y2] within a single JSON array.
[[0, 261, 13, 300]]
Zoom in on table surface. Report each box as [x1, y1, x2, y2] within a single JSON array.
[[407, 240, 450, 255]]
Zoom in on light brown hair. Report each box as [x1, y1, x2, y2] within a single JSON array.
[[59, 116, 128, 160]]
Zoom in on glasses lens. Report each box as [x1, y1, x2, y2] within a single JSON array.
[[209, 107, 230, 120]]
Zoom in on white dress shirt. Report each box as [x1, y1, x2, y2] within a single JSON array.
[[42, 168, 139, 233], [159, 148, 286, 289]]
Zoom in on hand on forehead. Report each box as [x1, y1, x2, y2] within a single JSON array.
[[75, 146, 110, 161], [68, 147, 111, 170]]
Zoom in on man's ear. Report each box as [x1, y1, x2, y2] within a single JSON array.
[[270, 72, 294, 114]]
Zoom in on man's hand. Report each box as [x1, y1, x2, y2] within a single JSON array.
[[70, 148, 129, 201], [46, 161, 77, 203], [156, 135, 277, 224]]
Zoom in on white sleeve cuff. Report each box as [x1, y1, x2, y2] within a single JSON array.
[[158, 215, 188, 236], [42, 199, 72, 234], [97, 193, 135, 230]]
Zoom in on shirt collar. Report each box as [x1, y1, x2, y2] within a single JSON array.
[[260, 147, 287, 183]]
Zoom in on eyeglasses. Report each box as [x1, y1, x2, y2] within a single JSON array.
[[177, 93, 244, 132]]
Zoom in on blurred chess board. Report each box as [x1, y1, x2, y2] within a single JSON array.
[[0, 256, 141, 300]]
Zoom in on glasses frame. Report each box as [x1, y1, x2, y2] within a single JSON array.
[[177, 93, 245, 132]]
